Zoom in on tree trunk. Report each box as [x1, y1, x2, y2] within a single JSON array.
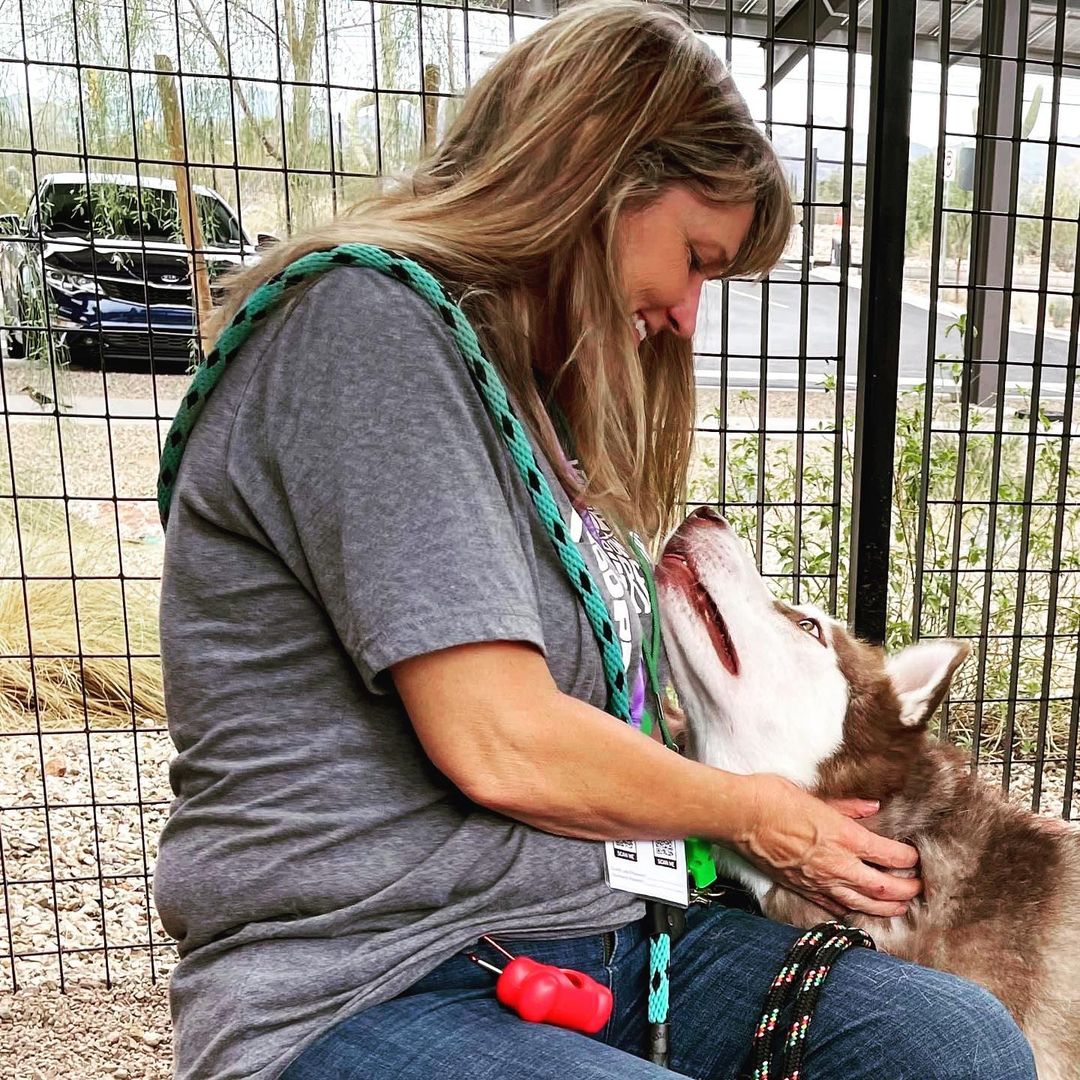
[[154, 54, 213, 353]]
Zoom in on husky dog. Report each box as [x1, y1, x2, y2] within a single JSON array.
[[656, 507, 1080, 1080]]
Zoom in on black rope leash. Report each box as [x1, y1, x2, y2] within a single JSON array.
[[739, 921, 876, 1080]]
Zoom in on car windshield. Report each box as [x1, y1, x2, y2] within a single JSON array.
[[38, 182, 243, 247]]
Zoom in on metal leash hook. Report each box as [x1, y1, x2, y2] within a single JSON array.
[[467, 936, 613, 1035]]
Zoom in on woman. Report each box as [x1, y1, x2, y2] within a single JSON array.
[[154, 3, 1036, 1077]]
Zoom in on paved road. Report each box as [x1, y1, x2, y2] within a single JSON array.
[[694, 266, 1075, 395], [2, 263, 1072, 400]]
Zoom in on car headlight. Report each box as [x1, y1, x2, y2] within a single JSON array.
[[45, 267, 104, 296]]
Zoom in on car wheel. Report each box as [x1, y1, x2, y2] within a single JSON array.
[[66, 336, 103, 371]]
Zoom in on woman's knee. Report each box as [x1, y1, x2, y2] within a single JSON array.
[[918, 978, 1037, 1080], [812, 954, 1037, 1080]]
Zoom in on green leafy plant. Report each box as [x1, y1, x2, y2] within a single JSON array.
[[1049, 299, 1070, 329]]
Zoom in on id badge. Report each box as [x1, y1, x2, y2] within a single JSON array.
[[603, 838, 689, 908]]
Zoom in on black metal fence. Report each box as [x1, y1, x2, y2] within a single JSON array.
[[0, 0, 1076, 994]]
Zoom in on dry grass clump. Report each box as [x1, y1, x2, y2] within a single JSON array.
[[0, 497, 164, 733]]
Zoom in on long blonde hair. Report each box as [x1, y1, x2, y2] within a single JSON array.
[[214, 0, 793, 541]]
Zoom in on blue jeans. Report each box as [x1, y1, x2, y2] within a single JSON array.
[[281, 904, 1037, 1079]]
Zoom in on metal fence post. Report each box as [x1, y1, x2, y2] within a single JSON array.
[[848, 0, 917, 643], [965, 0, 1026, 406]]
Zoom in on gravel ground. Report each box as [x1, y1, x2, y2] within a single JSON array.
[[0, 980, 171, 1080]]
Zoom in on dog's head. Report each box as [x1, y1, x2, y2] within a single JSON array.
[[656, 508, 970, 796]]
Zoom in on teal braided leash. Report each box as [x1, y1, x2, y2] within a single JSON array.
[[158, 244, 632, 721], [157, 243, 675, 1046], [647, 928, 671, 1023]]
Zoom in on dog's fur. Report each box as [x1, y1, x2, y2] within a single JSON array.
[[656, 508, 1080, 1080]]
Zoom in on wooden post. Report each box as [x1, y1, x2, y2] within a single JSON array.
[[154, 55, 213, 353], [423, 63, 441, 150]]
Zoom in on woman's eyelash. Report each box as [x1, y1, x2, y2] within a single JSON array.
[[688, 247, 702, 273]]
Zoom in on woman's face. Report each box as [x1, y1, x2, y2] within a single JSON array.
[[617, 186, 756, 343]]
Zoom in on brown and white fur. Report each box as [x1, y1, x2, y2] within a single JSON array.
[[656, 507, 1080, 1080]]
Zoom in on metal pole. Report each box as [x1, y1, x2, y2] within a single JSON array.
[[848, 0, 917, 643], [965, 0, 1024, 406]]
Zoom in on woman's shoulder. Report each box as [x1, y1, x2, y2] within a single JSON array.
[[279, 263, 458, 341], [243, 261, 469, 390], [230, 261, 487, 438]]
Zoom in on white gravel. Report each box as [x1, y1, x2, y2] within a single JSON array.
[[1, 727, 178, 985], [0, 980, 172, 1080]]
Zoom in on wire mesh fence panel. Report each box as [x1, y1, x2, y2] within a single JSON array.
[[686, 0, 867, 627], [902, 0, 1080, 820], [0, 0, 1076, 995], [0, 0, 571, 995]]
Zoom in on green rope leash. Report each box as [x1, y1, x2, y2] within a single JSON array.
[[647, 926, 671, 1026], [156, 243, 677, 1050], [629, 532, 719, 1066]]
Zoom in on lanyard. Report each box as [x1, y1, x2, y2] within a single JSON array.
[[627, 535, 675, 751], [541, 396, 674, 746], [628, 536, 718, 893]]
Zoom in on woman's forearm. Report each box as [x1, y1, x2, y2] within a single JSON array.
[[392, 638, 755, 844], [479, 684, 758, 843]]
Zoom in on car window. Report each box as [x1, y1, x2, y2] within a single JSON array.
[[38, 182, 242, 247], [198, 195, 243, 247]]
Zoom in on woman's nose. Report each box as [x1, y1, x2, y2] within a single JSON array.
[[666, 277, 703, 339]]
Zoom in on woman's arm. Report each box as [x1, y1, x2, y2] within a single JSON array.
[[391, 640, 921, 918]]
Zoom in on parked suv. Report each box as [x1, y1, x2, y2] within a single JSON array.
[[0, 173, 257, 369]]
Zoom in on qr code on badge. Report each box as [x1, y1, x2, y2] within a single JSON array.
[[652, 839, 677, 869], [612, 840, 638, 862]]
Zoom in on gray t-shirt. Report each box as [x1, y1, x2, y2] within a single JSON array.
[[155, 268, 663, 1079]]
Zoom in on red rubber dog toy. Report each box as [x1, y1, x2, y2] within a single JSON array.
[[468, 937, 613, 1035]]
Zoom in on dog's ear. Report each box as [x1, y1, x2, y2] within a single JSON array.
[[885, 640, 971, 727]]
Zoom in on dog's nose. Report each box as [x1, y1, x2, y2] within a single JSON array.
[[691, 506, 728, 528]]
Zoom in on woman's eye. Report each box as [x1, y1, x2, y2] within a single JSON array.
[[687, 246, 702, 273], [797, 618, 824, 643]]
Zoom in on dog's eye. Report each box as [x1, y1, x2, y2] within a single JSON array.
[[797, 617, 824, 644]]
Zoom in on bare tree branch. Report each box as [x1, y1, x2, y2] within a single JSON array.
[[183, 0, 282, 163], [227, 1, 278, 43]]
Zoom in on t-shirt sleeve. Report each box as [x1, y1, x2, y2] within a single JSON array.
[[242, 266, 546, 690]]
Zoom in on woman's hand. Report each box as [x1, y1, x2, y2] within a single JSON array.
[[731, 774, 921, 918]]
